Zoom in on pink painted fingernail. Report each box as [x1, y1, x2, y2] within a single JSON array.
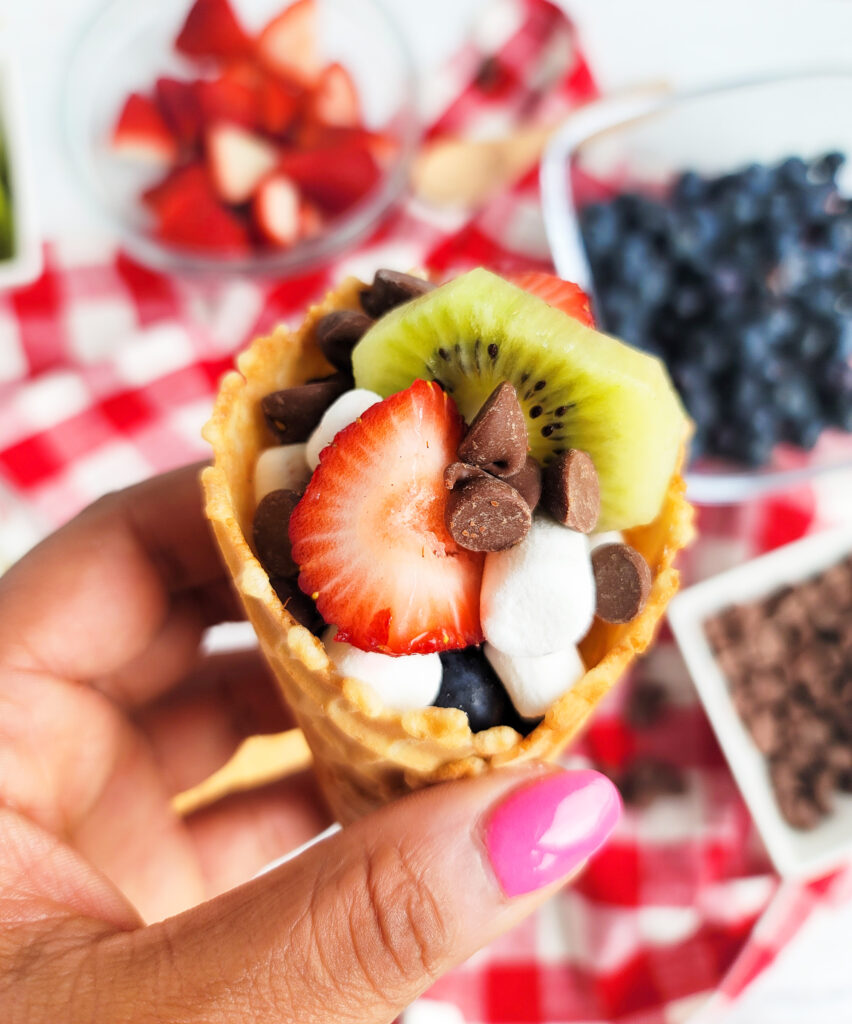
[[484, 770, 621, 897]]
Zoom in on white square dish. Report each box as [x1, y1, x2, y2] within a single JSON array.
[[668, 526, 852, 879], [0, 52, 42, 291]]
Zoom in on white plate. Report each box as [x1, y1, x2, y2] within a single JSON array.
[[0, 53, 42, 291], [668, 526, 852, 879]]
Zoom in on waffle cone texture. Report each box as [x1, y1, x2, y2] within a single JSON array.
[[203, 278, 695, 823]]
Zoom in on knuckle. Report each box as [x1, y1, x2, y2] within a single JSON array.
[[350, 840, 453, 996]]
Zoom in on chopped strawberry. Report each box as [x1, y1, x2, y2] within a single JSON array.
[[207, 122, 279, 204], [198, 62, 262, 130], [279, 141, 380, 214], [299, 199, 324, 239], [112, 93, 177, 164], [155, 77, 203, 149], [508, 271, 595, 328], [141, 161, 211, 214], [309, 62, 360, 127], [154, 174, 250, 254], [175, 0, 253, 61], [258, 73, 301, 136], [257, 0, 320, 86], [289, 380, 484, 655], [253, 173, 301, 247], [298, 122, 399, 167]]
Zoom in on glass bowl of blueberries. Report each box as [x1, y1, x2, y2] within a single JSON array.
[[541, 71, 852, 504]]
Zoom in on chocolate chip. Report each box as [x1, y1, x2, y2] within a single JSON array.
[[627, 678, 669, 729], [269, 576, 324, 633], [619, 756, 686, 808], [457, 381, 528, 477], [262, 375, 349, 443], [315, 310, 373, 371], [253, 489, 301, 577], [542, 449, 600, 533], [592, 543, 652, 624], [445, 476, 531, 552], [443, 462, 490, 490], [503, 455, 542, 511], [360, 270, 435, 318]]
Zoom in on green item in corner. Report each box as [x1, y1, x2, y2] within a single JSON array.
[[0, 126, 13, 260]]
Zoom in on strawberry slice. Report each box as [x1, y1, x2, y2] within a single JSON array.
[[289, 380, 484, 655], [198, 62, 262, 130], [142, 161, 211, 214], [155, 178, 250, 254], [257, 0, 320, 86], [298, 122, 399, 167], [309, 62, 360, 127], [258, 73, 301, 136], [207, 122, 279, 204], [175, 0, 253, 61], [279, 141, 380, 214], [155, 77, 203, 150], [112, 93, 177, 164], [253, 173, 301, 247], [508, 271, 595, 328]]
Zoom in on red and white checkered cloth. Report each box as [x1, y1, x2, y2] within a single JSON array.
[[0, 1, 849, 1020]]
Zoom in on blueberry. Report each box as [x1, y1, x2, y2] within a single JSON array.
[[435, 648, 514, 732], [741, 162, 774, 198], [778, 156, 810, 189], [810, 151, 845, 184], [673, 170, 705, 205], [580, 202, 619, 257]]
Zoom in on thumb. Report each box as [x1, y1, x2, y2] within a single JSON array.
[[122, 766, 620, 1024]]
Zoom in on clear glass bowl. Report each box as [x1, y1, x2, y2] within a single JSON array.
[[63, 0, 419, 278], [541, 71, 852, 504]]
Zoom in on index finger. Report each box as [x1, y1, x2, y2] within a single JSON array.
[[0, 463, 233, 682]]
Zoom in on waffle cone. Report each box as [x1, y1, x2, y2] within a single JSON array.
[[203, 277, 695, 823]]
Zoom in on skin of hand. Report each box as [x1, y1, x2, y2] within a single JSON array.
[[0, 464, 621, 1024]]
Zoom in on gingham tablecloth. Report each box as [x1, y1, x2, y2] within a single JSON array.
[[0, 2, 849, 1021]]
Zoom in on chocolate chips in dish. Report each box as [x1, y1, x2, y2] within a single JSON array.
[[705, 554, 852, 830]]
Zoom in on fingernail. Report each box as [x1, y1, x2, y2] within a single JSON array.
[[484, 770, 621, 897]]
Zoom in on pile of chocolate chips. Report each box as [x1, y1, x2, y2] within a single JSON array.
[[443, 380, 652, 623], [705, 556, 852, 830]]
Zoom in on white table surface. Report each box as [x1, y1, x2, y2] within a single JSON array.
[[6, 1, 852, 1021]]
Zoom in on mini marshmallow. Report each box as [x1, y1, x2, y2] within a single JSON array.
[[254, 444, 312, 504], [306, 389, 383, 470], [484, 643, 585, 719], [480, 516, 596, 657], [588, 530, 624, 552], [322, 626, 442, 712]]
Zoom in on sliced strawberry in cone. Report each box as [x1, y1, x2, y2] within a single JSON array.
[[257, 0, 320, 86], [253, 173, 301, 247], [309, 62, 361, 127], [175, 0, 253, 61], [508, 271, 595, 328], [155, 77, 203, 150], [289, 380, 484, 655], [112, 93, 177, 165], [207, 122, 279, 204], [279, 141, 380, 214]]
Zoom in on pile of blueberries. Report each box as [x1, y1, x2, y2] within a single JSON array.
[[579, 153, 852, 466]]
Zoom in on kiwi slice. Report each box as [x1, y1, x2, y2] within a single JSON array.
[[351, 268, 687, 530]]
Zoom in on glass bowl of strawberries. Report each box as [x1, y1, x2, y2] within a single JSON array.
[[64, 0, 419, 276]]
